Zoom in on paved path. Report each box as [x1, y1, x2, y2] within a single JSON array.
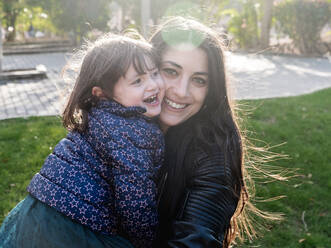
[[0, 52, 331, 120], [227, 52, 331, 100], [0, 53, 69, 120]]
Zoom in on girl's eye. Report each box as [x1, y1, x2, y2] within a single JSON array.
[[151, 70, 160, 78], [193, 77, 207, 86], [132, 78, 142, 85], [162, 68, 178, 77]]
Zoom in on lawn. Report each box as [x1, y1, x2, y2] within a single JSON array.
[[1, 88, 330, 247], [239, 88, 331, 247]]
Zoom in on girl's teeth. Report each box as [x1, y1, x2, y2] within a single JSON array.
[[144, 94, 156, 103], [165, 98, 186, 109]]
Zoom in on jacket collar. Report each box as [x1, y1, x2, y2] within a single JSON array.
[[96, 100, 147, 118]]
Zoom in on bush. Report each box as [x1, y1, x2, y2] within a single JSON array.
[[274, 0, 331, 55], [226, 0, 259, 49]]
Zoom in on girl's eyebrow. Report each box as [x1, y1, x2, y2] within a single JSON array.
[[147, 67, 158, 72], [124, 72, 140, 81], [136, 67, 158, 76], [125, 67, 158, 80], [162, 61, 208, 76], [124, 72, 140, 80]]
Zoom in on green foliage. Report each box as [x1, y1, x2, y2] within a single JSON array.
[[159, 0, 233, 28], [274, 0, 331, 54], [26, 0, 110, 43], [117, 0, 204, 32], [15, 6, 56, 35], [116, 0, 225, 34], [221, 0, 260, 49], [0, 0, 24, 41], [162, 1, 204, 21]]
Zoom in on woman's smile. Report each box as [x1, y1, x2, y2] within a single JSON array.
[[159, 45, 209, 129], [164, 97, 188, 110]]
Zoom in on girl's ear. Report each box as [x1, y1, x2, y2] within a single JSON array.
[[92, 86, 108, 100]]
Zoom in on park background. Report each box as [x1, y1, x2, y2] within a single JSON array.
[[0, 0, 331, 247]]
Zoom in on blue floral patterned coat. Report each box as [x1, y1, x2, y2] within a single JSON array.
[[27, 100, 164, 247]]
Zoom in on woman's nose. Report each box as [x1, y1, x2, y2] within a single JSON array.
[[172, 76, 189, 98]]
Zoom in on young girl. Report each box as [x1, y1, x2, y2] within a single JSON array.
[[0, 34, 164, 248]]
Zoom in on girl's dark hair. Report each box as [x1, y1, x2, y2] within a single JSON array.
[[62, 33, 157, 132], [150, 17, 284, 246]]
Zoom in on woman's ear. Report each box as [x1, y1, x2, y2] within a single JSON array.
[[91, 86, 108, 100]]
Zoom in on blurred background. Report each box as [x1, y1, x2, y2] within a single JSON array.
[[0, 1, 331, 247], [1, 0, 331, 56]]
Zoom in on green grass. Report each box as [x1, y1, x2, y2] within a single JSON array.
[[0, 88, 330, 247], [0, 116, 66, 222], [239, 88, 331, 247]]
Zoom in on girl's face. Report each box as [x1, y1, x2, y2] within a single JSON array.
[[112, 63, 164, 118], [159, 45, 209, 130]]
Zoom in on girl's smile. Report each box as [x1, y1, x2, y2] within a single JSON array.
[[113, 63, 165, 118]]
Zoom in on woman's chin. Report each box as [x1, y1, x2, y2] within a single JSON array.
[[159, 113, 186, 129]]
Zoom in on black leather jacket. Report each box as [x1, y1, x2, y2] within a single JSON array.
[[155, 144, 239, 247]]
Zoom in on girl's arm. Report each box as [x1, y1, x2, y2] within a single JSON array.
[[111, 145, 159, 248]]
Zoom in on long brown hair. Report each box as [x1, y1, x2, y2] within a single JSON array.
[[150, 16, 286, 247], [62, 33, 158, 132]]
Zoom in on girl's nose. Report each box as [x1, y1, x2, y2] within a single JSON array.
[[146, 76, 159, 91]]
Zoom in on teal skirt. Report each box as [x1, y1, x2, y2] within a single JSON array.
[[0, 194, 133, 248]]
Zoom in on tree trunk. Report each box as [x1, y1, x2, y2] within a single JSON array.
[[0, 23, 2, 72], [5, 11, 18, 42], [141, 0, 151, 37], [260, 0, 274, 49]]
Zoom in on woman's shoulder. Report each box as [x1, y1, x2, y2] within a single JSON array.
[[188, 139, 224, 161], [186, 141, 233, 181]]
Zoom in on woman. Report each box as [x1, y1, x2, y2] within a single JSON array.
[[150, 17, 249, 247]]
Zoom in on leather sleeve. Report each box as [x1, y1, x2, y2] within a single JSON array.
[[167, 150, 238, 247]]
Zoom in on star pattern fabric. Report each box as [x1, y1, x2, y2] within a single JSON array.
[[27, 100, 164, 247]]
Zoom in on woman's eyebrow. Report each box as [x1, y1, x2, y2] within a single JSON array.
[[194, 72, 208, 76], [162, 61, 182, 69], [162, 61, 208, 75]]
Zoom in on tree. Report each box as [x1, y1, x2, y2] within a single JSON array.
[[260, 0, 274, 49], [1, 0, 25, 41], [27, 0, 110, 44], [114, 0, 174, 29], [274, 0, 331, 54], [225, 0, 259, 49], [112, 0, 209, 34]]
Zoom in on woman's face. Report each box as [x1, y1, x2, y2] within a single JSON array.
[[159, 44, 209, 130]]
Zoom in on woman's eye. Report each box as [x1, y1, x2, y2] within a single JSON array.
[[162, 68, 178, 77], [193, 77, 207, 86]]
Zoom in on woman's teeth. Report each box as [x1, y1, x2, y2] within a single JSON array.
[[165, 98, 187, 109]]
